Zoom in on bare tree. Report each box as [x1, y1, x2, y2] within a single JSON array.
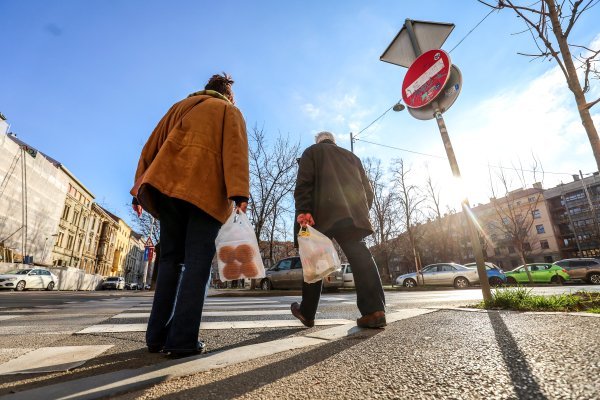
[[129, 208, 159, 245], [479, 0, 600, 170], [391, 159, 425, 272], [488, 161, 545, 282], [247, 126, 300, 265], [363, 157, 399, 283]]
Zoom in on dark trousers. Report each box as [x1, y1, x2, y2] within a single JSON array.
[[146, 194, 221, 352], [299, 231, 386, 319]]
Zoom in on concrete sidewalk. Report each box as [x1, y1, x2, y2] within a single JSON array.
[[4, 308, 598, 399]]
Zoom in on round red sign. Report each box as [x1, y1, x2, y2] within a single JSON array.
[[402, 49, 451, 109]]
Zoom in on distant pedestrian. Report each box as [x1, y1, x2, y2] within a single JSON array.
[[131, 73, 249, 357], [291, 131, 386, 328]]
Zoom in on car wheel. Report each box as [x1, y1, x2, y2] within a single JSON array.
[[506, 277, 518, 285], [550, 275, 565, 285], [588, 272, 600, 285], [454, 277, 470, 289], [403, 278, 417, 288], [15, 280, 26, 291], [260, 279, 272, 291], [46, 282, 55, 291], [489, 277, 504, 287]]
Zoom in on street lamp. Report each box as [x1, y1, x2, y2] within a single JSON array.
[[393, 102, 405, 112]]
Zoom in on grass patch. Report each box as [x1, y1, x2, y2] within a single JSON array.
[[475, 287, 600, 313]]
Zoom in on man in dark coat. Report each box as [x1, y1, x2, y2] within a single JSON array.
[[291, 131, 386, 329]]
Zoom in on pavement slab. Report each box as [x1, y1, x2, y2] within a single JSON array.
[[0, 346, 113, 375]]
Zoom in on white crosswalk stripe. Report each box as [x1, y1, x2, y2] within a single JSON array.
[[0, 295, 361, 377]]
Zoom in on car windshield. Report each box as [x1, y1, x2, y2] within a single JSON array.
[[12, 269, 32, 275]]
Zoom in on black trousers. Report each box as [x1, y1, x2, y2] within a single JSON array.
[[299, 231, 386, 319], [146, 194, 221, 352]]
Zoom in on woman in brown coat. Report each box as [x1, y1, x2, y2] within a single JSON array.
[[131, 73, 249, 357]]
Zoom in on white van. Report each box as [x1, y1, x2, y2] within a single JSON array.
[[341, 263, 355, 288]]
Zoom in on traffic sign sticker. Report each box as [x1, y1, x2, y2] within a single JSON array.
[[402, 49, 451, 109]]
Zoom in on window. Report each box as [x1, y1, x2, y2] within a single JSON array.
[[511, 259, 519, 268], [532, 209, 541, 219], [523, 242, 531, 251], [494, 247, 501, 256], [540, 240, 550, 249], [502, 217, 510, 225], [535, 224, 545, 234], [67, 235, 74, 250], [62, 205, 70, 220], [544, 256, 554, 263], [72, 211, 80, 225], [438, 265, 456, 272], [491, 233, 498, 241], [91, 218, 96, 230], [57, 232, 64, 247], [81, 217, 87, 229], [508, 246, 516, 254], [528, 196, 536, 203], [276, 259, 292, 271]]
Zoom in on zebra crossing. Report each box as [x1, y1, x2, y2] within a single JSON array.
[[0, 294, 353, 376]]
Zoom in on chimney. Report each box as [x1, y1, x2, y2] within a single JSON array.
[[572, 174, 580, 181], [533, 182, 542, 189]]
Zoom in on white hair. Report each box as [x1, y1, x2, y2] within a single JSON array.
[[315, 131, 336, 144]]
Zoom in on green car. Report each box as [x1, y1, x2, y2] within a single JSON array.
[[505, 263, 570, 284]]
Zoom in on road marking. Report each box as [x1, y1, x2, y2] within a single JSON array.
[[305, 309, 437, 341], [129, 303, 291, 312], [111, 310, 300, 319], [0, 345, 113, 375], [0, 316, 20, 321], [77, 319, 352, 334], [0, 309, 54, 313], [2, 337, 327, 400]]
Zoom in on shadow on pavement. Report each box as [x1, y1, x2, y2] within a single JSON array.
[[156, 330, 384, 400], [488, 311, 548, 400]]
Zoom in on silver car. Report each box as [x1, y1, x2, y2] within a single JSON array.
[[260, 256, 343, 291], [395, 263, 480, 289]]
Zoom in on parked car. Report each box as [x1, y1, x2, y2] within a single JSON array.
[[395, 263, 480, 289], [505, 263, 570, 284], [102, 276, 125, 290], [125, 282, 139, 290], [0, 268, 58, 291], [259, 256, 343, 291], [463, 262, 507, 287], [341, 263, 355, 288], [552, 258, 600, 284]]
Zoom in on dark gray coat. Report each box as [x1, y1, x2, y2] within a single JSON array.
[[294, 140, 374, 240]]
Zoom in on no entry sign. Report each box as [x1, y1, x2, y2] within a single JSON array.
[[402, 49, 451, 109]]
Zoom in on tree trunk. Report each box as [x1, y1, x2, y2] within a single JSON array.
[[519, 249, 534, 283], [546, 0, 600, 171]]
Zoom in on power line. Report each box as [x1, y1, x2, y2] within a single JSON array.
[[448, 8, 497, 53], [353, 103, 397, 140], [355, 137, 575, 176]]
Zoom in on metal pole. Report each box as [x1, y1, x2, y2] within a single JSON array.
[[433, 107, 492, 301], [402, 18, 491, 300], [350, 132, 354, 153], [579, 170, 600, 246]]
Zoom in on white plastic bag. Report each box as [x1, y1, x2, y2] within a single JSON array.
[[297, 226, 341, 284], [215, 211, 265, 282]]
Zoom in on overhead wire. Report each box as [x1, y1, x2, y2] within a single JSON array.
[[354, 137, 576, 176]]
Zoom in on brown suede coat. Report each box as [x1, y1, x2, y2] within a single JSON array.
[[131, 91, 249, 223]]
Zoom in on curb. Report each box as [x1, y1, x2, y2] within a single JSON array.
[[432, 306, 600, 318]]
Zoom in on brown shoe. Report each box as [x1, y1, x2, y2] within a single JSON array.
[[357, 311, 386, 328], [291, 302, 314, 328]]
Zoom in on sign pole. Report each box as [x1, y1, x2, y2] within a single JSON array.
[[403, 20, 491, 301]]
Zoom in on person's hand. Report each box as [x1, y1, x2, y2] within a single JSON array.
[[236, 202, 248, 213], [297, 213, 314, 227], [133, 204, 143, 217]]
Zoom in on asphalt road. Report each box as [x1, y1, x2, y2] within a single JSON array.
[[0, 286, 598, 399]]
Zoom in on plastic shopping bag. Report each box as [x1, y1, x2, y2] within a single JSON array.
[[215, 211, 265, 282], [297, 226, 341, 284]]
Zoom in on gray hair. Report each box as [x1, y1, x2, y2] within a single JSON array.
[[315, 131, 336, 144]]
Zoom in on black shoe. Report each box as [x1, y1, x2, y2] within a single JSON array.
[[147, 344, 164, 353], [291, 302, 315, 328], [166, 341, 206, 358]]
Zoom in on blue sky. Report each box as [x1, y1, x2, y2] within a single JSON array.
[[1, 0, 599, 227]]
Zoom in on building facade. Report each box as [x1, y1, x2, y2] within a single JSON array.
[[93, 204, 118, 276], [51, 168, 95, 268], [125, 232, 145, 285], [105, 211, 132, 276], [544, 173, 600, 258], [0, 131, 68, 265]]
